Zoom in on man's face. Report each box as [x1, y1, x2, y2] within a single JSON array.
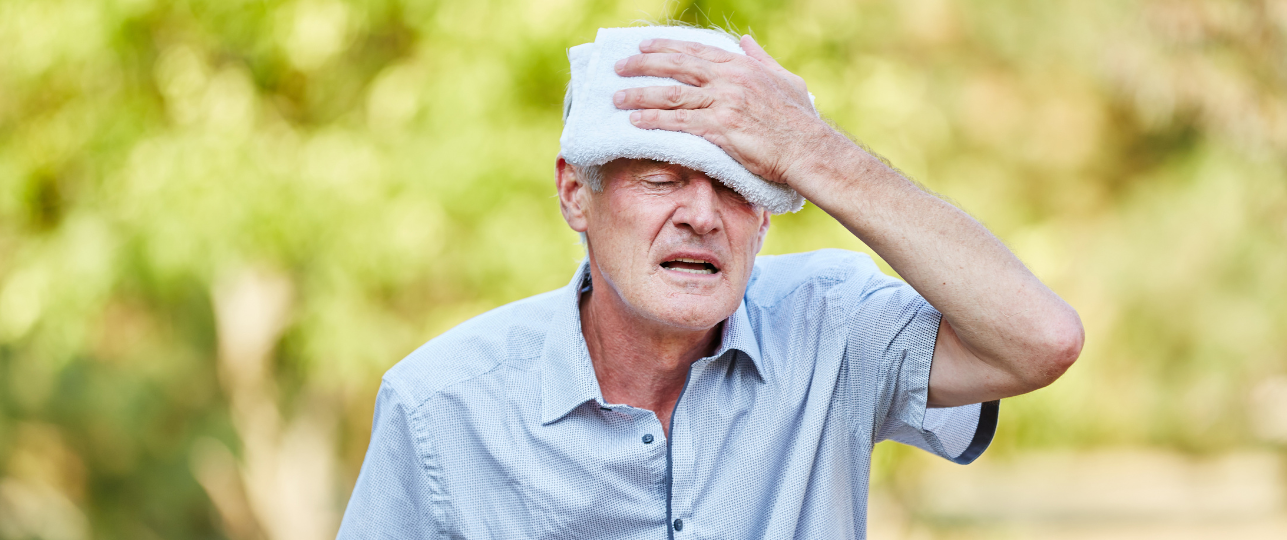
[[559, 158, 771, 331]]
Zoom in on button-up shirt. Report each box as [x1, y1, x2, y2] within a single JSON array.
[[339, 249, 998, 539]]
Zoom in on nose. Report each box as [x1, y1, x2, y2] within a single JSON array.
[[671, 176, 721, 236]]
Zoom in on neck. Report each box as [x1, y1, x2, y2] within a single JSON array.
[[579, 263, 722, 436]]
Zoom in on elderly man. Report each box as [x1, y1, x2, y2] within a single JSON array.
[[339, 26, 1082, 539]]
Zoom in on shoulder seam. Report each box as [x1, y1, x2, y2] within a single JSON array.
[[749, 263, 860, 309], [396, 357, 512, 411]]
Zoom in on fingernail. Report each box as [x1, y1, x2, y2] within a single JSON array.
[[614, 58, 626, 71], [629, 111, 642, 123], [613, 91, 625, 106], [640, 39, 654, 48]]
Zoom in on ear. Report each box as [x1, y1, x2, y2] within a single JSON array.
[[556, 155, 590, 234], [753, 208, 771, 254]]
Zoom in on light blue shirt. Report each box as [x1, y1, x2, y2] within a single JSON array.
[[338, 249, 997, 539]]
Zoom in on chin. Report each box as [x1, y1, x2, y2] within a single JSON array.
[[643, 292, 741, 331], [593, 256, 749, 332]]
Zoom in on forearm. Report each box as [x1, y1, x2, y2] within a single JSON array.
[[606, 34, 1080, 401], [788, 128, 1082, 394]]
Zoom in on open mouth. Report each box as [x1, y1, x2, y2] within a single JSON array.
[[660, 258, 720, 275]]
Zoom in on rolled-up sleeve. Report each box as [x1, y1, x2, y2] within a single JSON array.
[[851, 273, 999, 464], [338, 382, 442, 539]]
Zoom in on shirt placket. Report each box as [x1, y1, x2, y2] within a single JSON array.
[[667, 356, 714, 539], [599, 400, 671, 535]]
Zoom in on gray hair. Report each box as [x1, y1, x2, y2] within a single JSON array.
[[562, 67, 604, 192], [561, 22, 743, 194]]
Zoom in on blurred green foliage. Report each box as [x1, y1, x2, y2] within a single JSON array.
[[0, 0, 1284, 538]]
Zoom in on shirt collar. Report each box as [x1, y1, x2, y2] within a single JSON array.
[[539, 259, 602, 425], [713, 297, 766, 382], [539, 259, 765, 425]]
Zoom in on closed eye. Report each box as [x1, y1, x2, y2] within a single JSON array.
[[639, 174, 682, 190], [714, 182, 754, 208]]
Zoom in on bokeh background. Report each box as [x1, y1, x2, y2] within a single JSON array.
[[1, 0, 1285, 538]]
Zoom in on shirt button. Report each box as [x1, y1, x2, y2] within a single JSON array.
[[642, 434, 654, 444], [673, 518, 683, 531]]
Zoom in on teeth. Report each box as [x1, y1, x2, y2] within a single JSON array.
[[669, 267, 714, 274], [675, 258, 708, 264]]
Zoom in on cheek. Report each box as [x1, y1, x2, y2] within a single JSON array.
[[589, 199, 659, 276], [607, 196, 673, 244], [730, 214, 768, 253]]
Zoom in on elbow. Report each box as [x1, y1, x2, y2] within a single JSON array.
[[1021, 311, 1084, 390]]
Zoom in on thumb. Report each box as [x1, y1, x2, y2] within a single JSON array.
[[740, 35, 787, 73]]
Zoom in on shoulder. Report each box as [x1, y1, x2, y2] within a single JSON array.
[[746, 248, 887, 307], [380, 288, 562, 407]]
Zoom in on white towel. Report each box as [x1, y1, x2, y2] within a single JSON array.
[[559, 27, 807, 214]]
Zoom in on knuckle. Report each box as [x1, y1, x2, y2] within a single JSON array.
[[669, 53, 687, 66], [664, 85, 684, 105], [674, 109, 691, 124], [643, 109, 661, 122], [716, 88, 746, 108], [715, 108, 738, 126]]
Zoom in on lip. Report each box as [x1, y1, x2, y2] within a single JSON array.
[[656, 250, 724, 277]]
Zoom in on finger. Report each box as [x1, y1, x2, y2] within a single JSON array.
[[740, 34, 808, 92], [628, 108, 716, 136], [739, 35, 787, 73], [638, 38, 738, 63], [615, 53, 715, 86], [614, 85, 714, 110]]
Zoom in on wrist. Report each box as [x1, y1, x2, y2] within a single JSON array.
[[780, 126, 876, 202]]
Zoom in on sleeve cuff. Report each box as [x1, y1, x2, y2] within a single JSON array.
[[940, 400, 998, 464], [884, 298, 1000, 464]]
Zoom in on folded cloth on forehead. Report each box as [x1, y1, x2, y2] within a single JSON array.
[[559, 27, 808, 214]]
